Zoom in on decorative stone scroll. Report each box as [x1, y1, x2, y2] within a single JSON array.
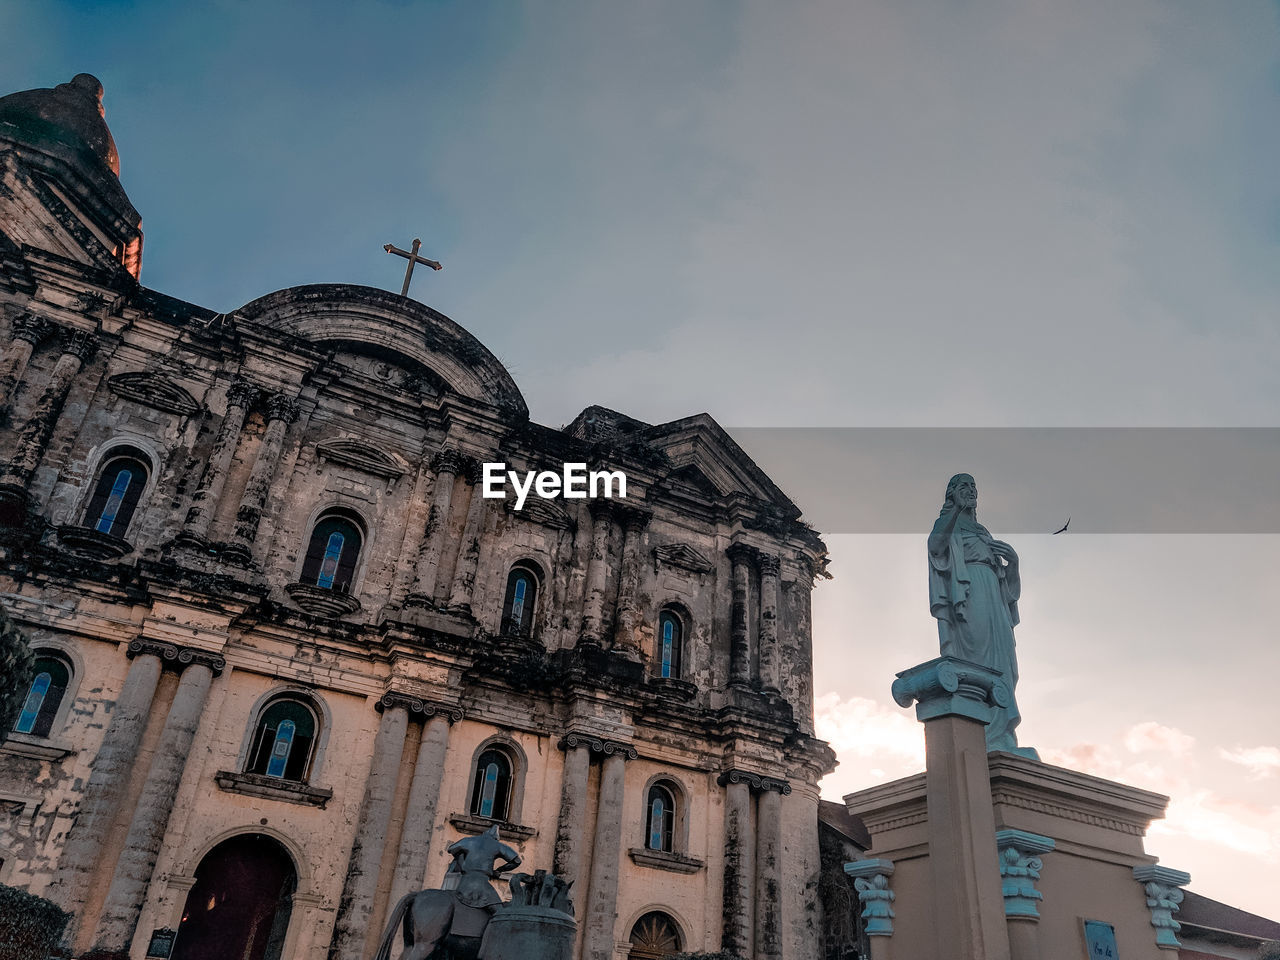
[[377, 692, 465, 723], [125, 639, 225, 676], [844, 859, 896, 936], [716, 769, 792, 795], [107, 371, 199, 417], [1133, 864, 1191, 950], [891, 656, 1010, 725], [995, 829, 1055, 919], [315, 437, 407, 487], [556, 733, 638, 760]]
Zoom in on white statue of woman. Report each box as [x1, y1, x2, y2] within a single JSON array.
[[928, 473, 1035, 756]]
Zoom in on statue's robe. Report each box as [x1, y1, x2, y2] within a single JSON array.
[[928, 514, 1023, 751]]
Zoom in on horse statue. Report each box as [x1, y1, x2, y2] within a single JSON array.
[[372, 824, 522, 960]]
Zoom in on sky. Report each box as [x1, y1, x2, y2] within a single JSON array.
[[5, 0, 1279, 917]]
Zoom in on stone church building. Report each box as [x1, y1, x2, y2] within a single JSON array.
[[0, 75, 838, 960]]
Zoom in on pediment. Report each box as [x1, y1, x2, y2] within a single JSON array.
[[107, 371, 199, 417], [315, 437, 408, 482], [505, 495, 574, 531], [652, 542, 714, 575]]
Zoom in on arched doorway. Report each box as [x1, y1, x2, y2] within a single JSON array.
[[629, 911, 683, 959], [172, 833, 297, 960]]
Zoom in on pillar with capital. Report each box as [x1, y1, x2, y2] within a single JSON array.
[[579, 501, 614, 646], [175, 379, 258, 548], [754, 776, 790, 960], [757, 553, 782, 693], [222, 391, 300, 565], [405, 447, 463, 607], [582, 739, 637, 960], [725, 543, 756, 688], [0, 312, 54, 419], [718, 769, 759, 957], [0, 326, 96, 512], [845, 859, 896, 960], [611, 506, 651, 655], [447, 459, 489, 613], [91, 647, 225, 958], [996, 829, 1055, 960]]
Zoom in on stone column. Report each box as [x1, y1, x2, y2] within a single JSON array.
[[0, 327, 95, 500], [447, 462, 488, 613], [0, 313, 53, 418], [891, 657, 1011, 960], [92, 649, 224, 957], [757, 553, 781, 693], [175, 379, 258, 548], [845, 859, 896, 960], [46, 641, 167, 939], [387, 454, 436, 607], [754, 777, 789, 960], [1132, 864, 1192, 951], [725, 543, 755, 688], [553, 736, 593, 894], [389, 705, 463, 905], [996, 829, 1054, 960], [579, 502, 614, 645], [610, 507, 650, 655], [583, 742, 635, 960], [328, 694, 412, 960], [405, 448, 463, 607], [718, 769, 758, 957], [222, 392, 299, 565]]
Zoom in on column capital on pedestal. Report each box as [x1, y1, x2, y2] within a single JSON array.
[[587, 498, 617, 521], [1133, 864, 1191, 950], [716, 768, 790, 793], [265, 392, 301, 424], [126, 639, 225, 676], [430, 446, 465, 475], [756, 552, 781, 576], [996, 829, 1054, 920], [11, 313, 54, 345], [891, 656, 1010, 725], [377, 691, 465, 723], [725, 541, 759, 568], [556, 733, 638, 759], [59, 326, 97, 362], [845, 859, 897, 936], [615, 504, 652, 530], [224, 378, 260, 409]]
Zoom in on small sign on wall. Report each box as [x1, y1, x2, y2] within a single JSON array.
[[1083, 920, 1119, 958], [146, 927, 177, 958]]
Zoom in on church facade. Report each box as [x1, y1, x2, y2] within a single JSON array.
[[0, 75, 836, 960]]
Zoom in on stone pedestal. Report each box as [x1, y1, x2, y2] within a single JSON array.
[[480, 907, 576, 960], [891, 657, 1012, 960]]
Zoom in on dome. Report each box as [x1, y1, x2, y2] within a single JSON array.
[[0, 73, 120, 177]]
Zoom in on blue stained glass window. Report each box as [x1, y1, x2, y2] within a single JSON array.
[[502, 566, 539, 637], [469, 748, 513, 820], [265, 719, 296, 778], [658, 611, 682, 679], [649, 795, 666, 849], [316, 533, 344, 589], [95, 469, 133, 533], [510, 577, 527, 626], [645, 783, 676, 852], [479, 762, 499, 818], [15, 672, 51, 734]]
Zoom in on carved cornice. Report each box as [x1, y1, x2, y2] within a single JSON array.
[[725, 542, 758, 568], [59, 327, 97, 363], [990, 790, 1145, 836], [615, 504, 653, 531], [430, 447, 465, 475], [587, 498, 616, 521], [10, 313, 53, 345], [265, 392, 301, 424], [557, 733, 638, 760], [315, 437, 407, 483], [107, 371, 200, 417], [377, 692, 464, 723], [126, 639, 226, 676]]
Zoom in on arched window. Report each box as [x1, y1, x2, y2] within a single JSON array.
[[12, 654, 71, 738], [469, 747, 514, 820], [501, 564, 540, 637], [246, 698, 318, 782], [84, 450, 150, 538], [300, 512, 364, 591], [629, 911, 683, 959], [656, 608, 683, 679], [646, 782, 677, 852]]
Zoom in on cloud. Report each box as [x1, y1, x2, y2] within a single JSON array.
[[1124, 721, 1196, 757], [1152, 791, 1280, 860], [814, 692, 925, 797], [1218, 745, 1280, 779]]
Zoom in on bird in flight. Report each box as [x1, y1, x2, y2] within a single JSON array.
[[1053, 518, 1070, 535]]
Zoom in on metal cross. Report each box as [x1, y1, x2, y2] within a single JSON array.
[[384, 238, 442, 297]]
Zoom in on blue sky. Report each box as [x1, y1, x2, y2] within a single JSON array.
[[5, 0, 1279, 917]]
